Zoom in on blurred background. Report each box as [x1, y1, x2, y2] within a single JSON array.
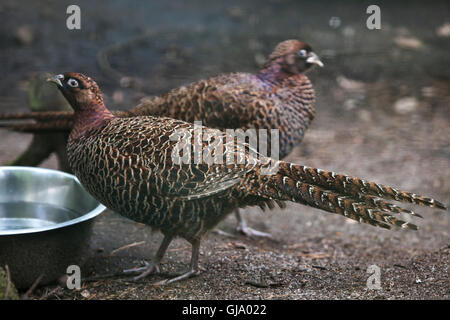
[[0, 0, 448, 299]]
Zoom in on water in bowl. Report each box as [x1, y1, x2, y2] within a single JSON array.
[[0, 201, 80, 232]]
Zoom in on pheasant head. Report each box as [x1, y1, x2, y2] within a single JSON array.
[[48, 73, 114, 139], [47, 73, 105, 111], [265, 39, 323, 74]]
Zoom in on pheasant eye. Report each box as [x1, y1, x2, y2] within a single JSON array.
[[298, 49, 307, 57], [67, 78, 79, 88]]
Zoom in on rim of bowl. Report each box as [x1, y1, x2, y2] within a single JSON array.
[[0, 166, 106, 236]]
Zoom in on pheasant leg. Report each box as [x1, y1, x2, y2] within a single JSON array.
[[123, 234, 172, 281], [153, 239, 201, 286], [234, 209, 272, 238]]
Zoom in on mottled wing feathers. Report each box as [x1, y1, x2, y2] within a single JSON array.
[[134, 74, 256, 129], [70, 116, 255, 200]]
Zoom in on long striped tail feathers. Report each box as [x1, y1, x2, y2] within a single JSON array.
[[251, 161, 447, 230]]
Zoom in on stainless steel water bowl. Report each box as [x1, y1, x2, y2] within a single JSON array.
[[0, 166, 105, 289]]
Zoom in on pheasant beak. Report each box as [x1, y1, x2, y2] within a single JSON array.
[[306, 52, 324, 67], [47, 74, 64, 87]]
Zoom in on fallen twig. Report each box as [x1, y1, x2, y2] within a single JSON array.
[[296, 252, 329, 259], [3, 265, 11, 300], [109, 241, 145, 256], [39, 286, 63, 300], [22, 273, 44, 299], [245, 280, 269, 288], [311, 265, 327, 270], [245, 280, 284, 289]]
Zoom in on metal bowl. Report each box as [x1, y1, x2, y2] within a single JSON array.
[[0, 166, 105, 289]]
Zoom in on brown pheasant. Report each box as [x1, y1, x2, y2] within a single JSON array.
[[0, 39, 323, 237], [48, 72, 446, 285]]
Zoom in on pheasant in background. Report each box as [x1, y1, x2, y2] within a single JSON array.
[[48, 72, 446, 285], [0, 40, 323, 237]]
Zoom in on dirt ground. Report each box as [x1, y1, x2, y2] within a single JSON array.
[[0, 0, 449, 299]]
